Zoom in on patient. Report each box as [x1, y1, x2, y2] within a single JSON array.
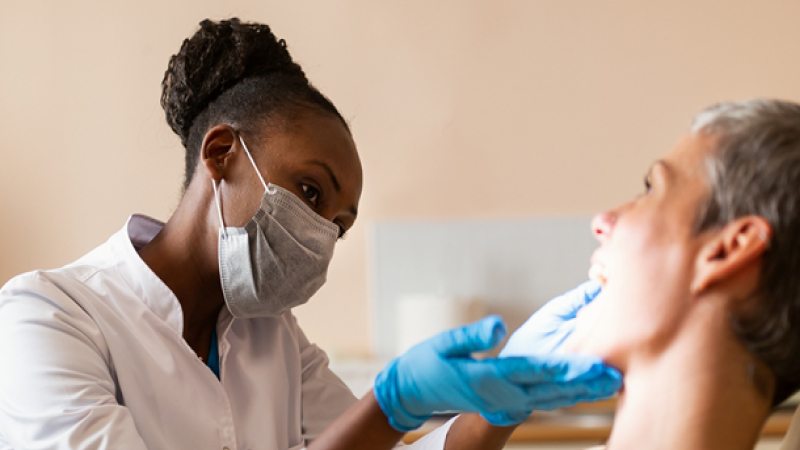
[[560, 99, 800, 450]]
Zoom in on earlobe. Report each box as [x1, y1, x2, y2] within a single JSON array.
[[200, 125, 239, 182], [691, 216, 771, 296]]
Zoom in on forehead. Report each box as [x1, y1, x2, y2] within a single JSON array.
[[257, 109, 363, 183], [648, 132, 719, 231], [660, 132, 718, 186]]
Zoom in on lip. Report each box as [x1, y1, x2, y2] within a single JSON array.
[[589, 249, 605, 267], [589, 249, 609, 286]]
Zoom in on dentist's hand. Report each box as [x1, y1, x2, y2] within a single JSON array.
[[501, 280, 602, 357], [484, 280, 613, 424], [373, 314, 621, 432]]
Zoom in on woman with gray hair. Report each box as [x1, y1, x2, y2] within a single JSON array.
[[505, 99, 800, 450]]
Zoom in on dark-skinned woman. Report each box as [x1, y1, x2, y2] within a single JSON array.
[[0, 19, 621, 450]]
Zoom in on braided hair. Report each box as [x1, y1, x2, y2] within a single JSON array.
[[161, 18, 348, 190]]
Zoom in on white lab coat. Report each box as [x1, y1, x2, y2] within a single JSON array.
[[0, 215, 452, 450]]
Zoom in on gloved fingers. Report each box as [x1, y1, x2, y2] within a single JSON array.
[[495, 354, 608, 384], [501, 322, 579, 357], [527, 388, 618, 411], [499, 322, 576, 357], [526, 397, 587, 411], [430, 315, 507, 357], [481, 410, 532, 426], [520, 370, 623, 408], [499, 281, 600, 357], [535, 280, 602, 320]]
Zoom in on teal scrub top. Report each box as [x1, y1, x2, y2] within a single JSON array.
[[207, 328, 220, 379]]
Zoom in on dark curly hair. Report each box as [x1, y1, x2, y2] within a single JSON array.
[[161, 18, 348, 190]]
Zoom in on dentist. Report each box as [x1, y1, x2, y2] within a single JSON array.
[[0, 19, 620, 450]]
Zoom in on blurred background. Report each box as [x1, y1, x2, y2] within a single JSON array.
[[3, 0, 800, 357], [3, 1, 800, 448], [4, 0, 799, 356]]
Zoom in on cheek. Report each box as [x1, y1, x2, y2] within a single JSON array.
[[599, 219, 695, 360], [610, 211, 690, 299], [564, 216, 696, 368]]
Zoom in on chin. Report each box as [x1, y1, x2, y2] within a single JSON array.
[[563, 296, 628, 369]]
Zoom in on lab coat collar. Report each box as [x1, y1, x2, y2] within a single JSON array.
[[109, 214, 186, 335]]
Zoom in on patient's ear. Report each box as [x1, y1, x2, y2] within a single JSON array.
[[692, 216, 771, 296]]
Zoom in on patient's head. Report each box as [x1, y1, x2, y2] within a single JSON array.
[[565, 99, 800, 405]]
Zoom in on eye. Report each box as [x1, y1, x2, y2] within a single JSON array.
[[643, 174, 653, 194], [301, 184, 320, 207]]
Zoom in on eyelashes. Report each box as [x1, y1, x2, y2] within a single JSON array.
[[301, 184, 320, 206], [301, 183, 347, 238]]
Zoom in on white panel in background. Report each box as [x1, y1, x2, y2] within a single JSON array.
[[370, 216, 598, 358], [395, 295, 485, 355]]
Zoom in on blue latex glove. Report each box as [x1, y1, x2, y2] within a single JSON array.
[[373, 314, 622, 432], [501, 280, 603, 357], [484, 280, 611, 424]]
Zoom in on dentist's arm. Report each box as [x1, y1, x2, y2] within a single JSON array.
[[310, 397, 517, 450]]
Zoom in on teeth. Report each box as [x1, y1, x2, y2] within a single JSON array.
[[588, 263, 607, 286]]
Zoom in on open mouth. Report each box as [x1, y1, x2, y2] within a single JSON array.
[[588, 262, 608, 287]]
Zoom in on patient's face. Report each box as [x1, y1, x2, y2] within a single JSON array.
[[563, 132, 718, 370]]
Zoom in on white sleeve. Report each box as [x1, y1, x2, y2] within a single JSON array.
[[294, 316, 360, 444], [0, 274, 149, 450], [292, 315, 455, 450], [399, 418, 457, 450]]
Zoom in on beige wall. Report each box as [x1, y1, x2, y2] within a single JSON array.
[[2, 1, 799, 358]]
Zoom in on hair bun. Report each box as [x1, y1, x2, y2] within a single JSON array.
[[161, 18, 306, 145]]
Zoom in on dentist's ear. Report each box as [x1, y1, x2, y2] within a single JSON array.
[[691, 216, 772, 296], [201, 125, 239, 182]]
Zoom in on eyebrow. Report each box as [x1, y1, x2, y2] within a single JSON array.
[[307, 159, 359, 218], [308, 160, 341, 192]]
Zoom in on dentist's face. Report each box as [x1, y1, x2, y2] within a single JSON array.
[[218, 109, 363, 238], [563, 133, 718, 371]]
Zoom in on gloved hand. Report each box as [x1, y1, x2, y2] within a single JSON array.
[[501, 280, 602, 357], [373, 314, 622, 432], [485, 280, 610, 424]]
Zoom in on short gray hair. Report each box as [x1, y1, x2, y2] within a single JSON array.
[[692, 99, 800, 405]]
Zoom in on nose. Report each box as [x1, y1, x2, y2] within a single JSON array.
[[591, 210, 617, 243]]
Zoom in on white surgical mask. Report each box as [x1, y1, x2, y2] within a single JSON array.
[[212, 136, 339, 318]]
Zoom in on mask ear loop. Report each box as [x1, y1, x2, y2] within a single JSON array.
[[212, 179, 228, 238], [239, 135, 276, 195]]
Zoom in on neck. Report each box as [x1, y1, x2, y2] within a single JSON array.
[[138, 187, 225, 353], [606, 298, 773, 450]]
